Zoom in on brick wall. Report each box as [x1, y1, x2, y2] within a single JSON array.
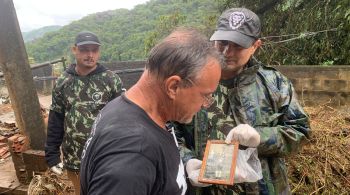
[[105, 61, 350, 106]]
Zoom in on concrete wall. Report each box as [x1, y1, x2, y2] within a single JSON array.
[[0, 65, 53, 97], [106, 61, 350, 106], [31, 65, 53, 94], [273, 66, 350, 106], [16, 61, 348, 106], [104, 61, 145, 89]]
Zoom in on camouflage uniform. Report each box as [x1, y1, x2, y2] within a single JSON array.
[[46, 64, 123, 171], [176, 58, 311, 195]]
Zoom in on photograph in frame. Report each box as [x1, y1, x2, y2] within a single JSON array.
[[198, 140, 239, 185]]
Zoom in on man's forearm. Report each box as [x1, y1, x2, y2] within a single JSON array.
[[45, 110, 65, 167]]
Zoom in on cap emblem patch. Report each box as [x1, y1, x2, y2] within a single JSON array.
[[229, 11, 246, 30]]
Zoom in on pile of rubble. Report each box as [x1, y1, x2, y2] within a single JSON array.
[[0, 103, 47, 162], [0, 121, 20, 162], [0, 136, 10, 160]]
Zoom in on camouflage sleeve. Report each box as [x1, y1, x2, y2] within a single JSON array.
[[173, 121, 196, 165], [110, 73, 123, 99], [50, 77, 66, 114], [257, 77, 311, 157]]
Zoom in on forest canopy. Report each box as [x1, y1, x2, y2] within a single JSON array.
[[25, 0, 350, 65]]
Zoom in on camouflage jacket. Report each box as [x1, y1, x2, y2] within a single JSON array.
[[45, 64, 123, 170], [176, 58, 311, 195]]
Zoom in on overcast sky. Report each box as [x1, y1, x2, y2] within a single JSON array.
[[13, 0, 150, 32]]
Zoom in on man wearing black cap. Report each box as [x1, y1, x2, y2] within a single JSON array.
[[177, 8, 311, 194], [45, 31, 123, 195]]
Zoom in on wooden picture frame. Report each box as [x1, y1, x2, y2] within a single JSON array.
[[198, 140, 239, 185]]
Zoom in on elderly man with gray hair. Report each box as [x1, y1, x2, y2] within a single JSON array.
[[80, 28, 225, 195]]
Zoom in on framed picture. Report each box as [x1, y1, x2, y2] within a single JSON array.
[[198, 140, 239, 185]]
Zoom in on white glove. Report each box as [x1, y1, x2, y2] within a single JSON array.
[[185, 159, 211, 187], [50, 162, 63, 175], [225, 124, 260, 147]]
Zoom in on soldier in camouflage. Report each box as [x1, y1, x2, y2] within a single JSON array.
[[176, 8, 311, 195], [45, 31, 123, 195]]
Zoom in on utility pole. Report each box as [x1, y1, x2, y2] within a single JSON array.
[[0, 0, 46, 150]]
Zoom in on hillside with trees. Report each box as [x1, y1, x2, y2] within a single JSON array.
[[25, 0, 218, 63], [25, 0, 349, 65], [22, 25, 62, 42]]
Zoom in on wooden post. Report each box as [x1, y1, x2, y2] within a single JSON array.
[[61, 57, 67, 70], [0, 0, 46, 150]]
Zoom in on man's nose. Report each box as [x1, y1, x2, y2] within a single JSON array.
[[86, 50, 95, 56], [222, 45, 230, 56]]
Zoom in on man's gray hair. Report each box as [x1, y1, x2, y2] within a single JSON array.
[[146, 27, 225, 86]]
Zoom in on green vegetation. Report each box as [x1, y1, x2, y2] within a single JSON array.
[[25, 0, 218, 63], [218, 0, 350, 65], [22, 25, 62, 42], [25, 0, 349, 65]]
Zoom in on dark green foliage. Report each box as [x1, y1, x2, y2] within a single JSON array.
[[25, 0, 349, 65], [217, 0, 350, 65]]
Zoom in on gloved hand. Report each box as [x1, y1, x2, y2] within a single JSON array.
[[50, 162, 63, 175], [225, 124, 260, 147], [185, 159, 211, 187]]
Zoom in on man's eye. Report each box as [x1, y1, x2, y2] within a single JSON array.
[[221, 41, 229, 46], [78, 48, 99, 53], [231, 44, 243, 49]]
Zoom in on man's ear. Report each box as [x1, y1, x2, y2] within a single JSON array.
[[251, 39, 262, 54], [164, 75, 182, 100], [253, 39, 262, 49], [72, 46, 78, 55]]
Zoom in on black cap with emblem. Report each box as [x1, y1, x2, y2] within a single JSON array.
[[210, 8, 261, 48], [75, 31, 101, 46]]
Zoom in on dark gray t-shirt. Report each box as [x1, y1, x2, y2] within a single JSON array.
[[80, 95, 187, 195]]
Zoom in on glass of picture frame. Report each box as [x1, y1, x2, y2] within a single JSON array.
[[198, 140, 239, 185]]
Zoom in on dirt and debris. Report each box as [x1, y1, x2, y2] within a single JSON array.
[[28, 173, 74, 195], [0, 122, 19, 161], [287, 105, 350, 194], [0, 142, 10, 160], [0, 96, 75, 194], [8, 134, 27, 153], [0, 100, 48, 162]]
